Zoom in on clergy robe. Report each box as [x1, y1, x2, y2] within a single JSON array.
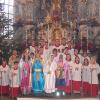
[[66, 61, 73, 94], [44, 60, 57, 93], [88, 64, 100, 96], [9, 68, 20, 97], [32, 59, 44, 93], [0, 65, 9, 94], [43, 48, 49, 64], [72, 63, 82, 93], [82, 65, 90, 95]]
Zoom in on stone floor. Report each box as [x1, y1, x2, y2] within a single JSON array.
[[0, 96, 11, 100]]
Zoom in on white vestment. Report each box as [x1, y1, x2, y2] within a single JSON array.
[[0, 65, 9, 86], [43, 48, 49, 64], [9, 68, 20, 87], [67, 61, 74, 80], [82, 65, 91, 83], [72, 63, 82, 81], [44, 60, 57, 93], [89, 64, 100, 84]]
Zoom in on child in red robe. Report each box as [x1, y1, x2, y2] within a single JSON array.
[[82, 58, 90, 95], [0, 59, 9, 95], [9, 61, 20, 99], [72, 56, 82, 93]]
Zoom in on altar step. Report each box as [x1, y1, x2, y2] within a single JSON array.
[[17, 98, 98, 100], [17, 92, 99, 100]]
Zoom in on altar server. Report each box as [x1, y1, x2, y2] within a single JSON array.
[[82, 58, 90, 95], [89, 56, 100, 96], [8, 50, 19, 69], [43, 41, 49, 64], [9, 61, 20, 98], [53, 48, 58, 63], [81, 51, 90, 63], [0, 59, 9, 94], [72, 56, 82, 93], [72, 49, 81, 62], [65, 54, 73, 94]]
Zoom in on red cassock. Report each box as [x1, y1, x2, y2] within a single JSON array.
[[9, 87, 19, 97], [82, 65, 90, 95], [66, 61, 73, 94], [0, 86, 9, 94]]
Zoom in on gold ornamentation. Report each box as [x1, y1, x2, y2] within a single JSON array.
[[52, 27, 62, 41], [45, 15, 52, 23], [52, 0, 61, 10], [56, 68, 65, 79]]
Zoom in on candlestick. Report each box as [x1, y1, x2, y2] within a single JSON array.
[[87, 28, 88, 53]]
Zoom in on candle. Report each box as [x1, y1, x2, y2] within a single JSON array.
[[87, 27, 88, 52], [26, 29, 28, 47]]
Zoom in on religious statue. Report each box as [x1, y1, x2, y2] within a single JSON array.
[[32, 54, 45, 93]]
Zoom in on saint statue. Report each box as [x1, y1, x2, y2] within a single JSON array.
[[32, 54, 45, 93]]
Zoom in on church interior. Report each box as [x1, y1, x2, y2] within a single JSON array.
[[0, 0, 100, 100]]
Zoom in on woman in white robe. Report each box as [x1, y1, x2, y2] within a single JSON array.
[[44, 55, 57, 93]]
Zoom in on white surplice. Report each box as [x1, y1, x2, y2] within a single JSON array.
[[67, 61, 74, 80], [0, 65, 9, 86], [9, 68, 20, 88], [72, 63, 82, 81], [89, 64, 100, 84], [82, 65, 91, 83]]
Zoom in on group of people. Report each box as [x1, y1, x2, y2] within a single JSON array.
[[0, 38, 100, 99]]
